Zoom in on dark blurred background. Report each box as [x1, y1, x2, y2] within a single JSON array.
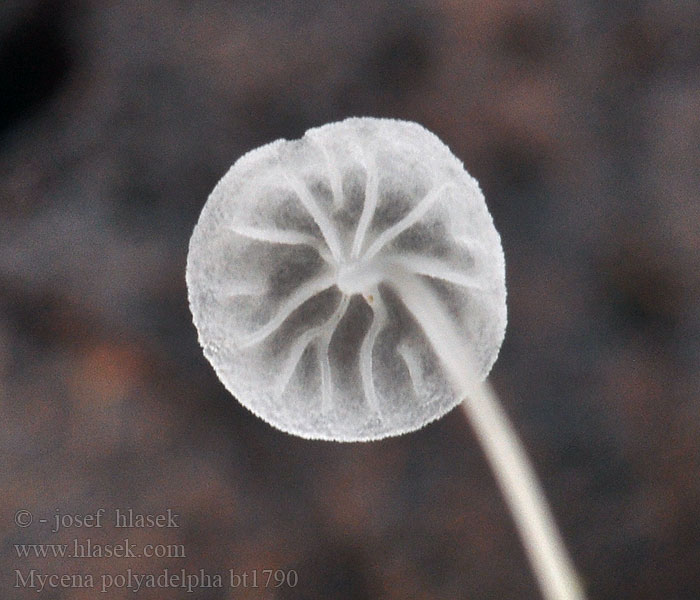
[[1, 1, 698, 599]]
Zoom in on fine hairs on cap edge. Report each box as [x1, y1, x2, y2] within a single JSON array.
[[186, 117, 586, 600]]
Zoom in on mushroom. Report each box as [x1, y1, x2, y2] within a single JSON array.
[[186, 117, 585, 600]]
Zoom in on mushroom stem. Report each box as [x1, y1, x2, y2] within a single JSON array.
[[391, 273, 586, 600]]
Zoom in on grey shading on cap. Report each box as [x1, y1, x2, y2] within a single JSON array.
[[186, 117, 506, 441]]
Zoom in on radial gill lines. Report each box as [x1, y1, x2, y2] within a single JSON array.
[[274, 294, 350, 405], [225, 224, 333, 264], [351, 142, 379, 259], [279, 168, 343, 263], [397, 341, 422, 397], [363, 181, 453, 261], [307, 132, 344, 210], [238, 271, 337, 349], [359, 288, 388, 415], [384, 253, 485, 291]]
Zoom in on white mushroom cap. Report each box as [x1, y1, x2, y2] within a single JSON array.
[[186, 117, 506, 441]]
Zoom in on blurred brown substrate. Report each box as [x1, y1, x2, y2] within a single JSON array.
[[1, 1, 698, 599]]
